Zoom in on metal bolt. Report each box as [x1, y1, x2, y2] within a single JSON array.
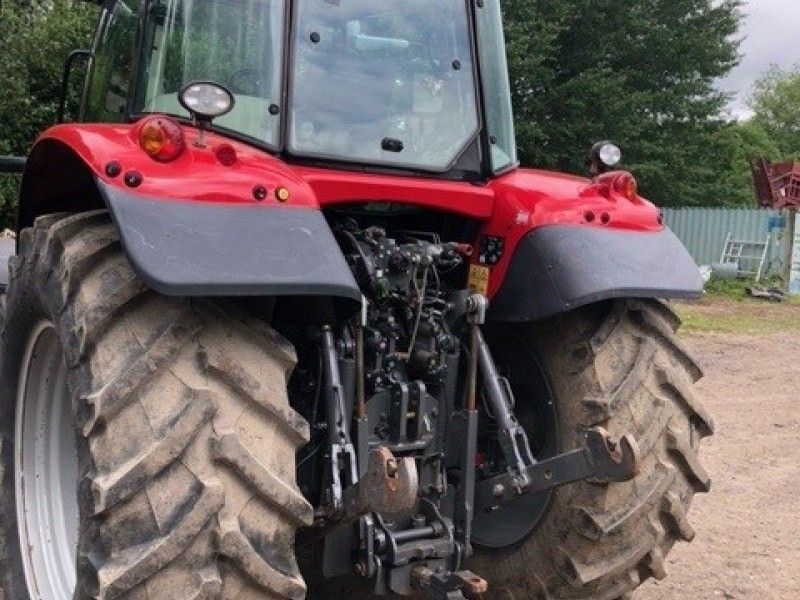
[[252, 185, 268, 201], [123, 171, 142, 188], [105, 161, 121, 178]]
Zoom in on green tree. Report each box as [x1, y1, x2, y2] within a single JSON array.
[[749, 65, 800, 159], [712, 118, 783, 206], [502, 0, 743, 207], [0, 0, 97, 226], [706, 66, 800, 209]]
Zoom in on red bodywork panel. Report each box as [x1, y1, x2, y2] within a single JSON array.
[[34, 122, 663, 299]]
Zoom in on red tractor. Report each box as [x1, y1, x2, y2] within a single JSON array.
[[0, 1, 711, 598]]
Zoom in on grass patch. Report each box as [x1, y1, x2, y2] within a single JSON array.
[[703, 275, 785, 301], [674, 301, 800, 335], [702, 277, 751, 300]]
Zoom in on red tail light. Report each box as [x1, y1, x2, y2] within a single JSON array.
[[137, 116, 185, 162], [612, 172, 639, 203], [586, 170, 640, 203]]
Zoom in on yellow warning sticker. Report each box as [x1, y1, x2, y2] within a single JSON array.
[[468, 264, 490, 296]]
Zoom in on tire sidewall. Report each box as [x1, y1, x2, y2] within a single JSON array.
[[0, 249, 74, 600]]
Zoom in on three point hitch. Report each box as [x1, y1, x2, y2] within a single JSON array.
[[310, 296, 640, 599], [472, 319, 640, 513]]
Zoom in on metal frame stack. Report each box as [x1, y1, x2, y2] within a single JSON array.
[[717, 232, 771, 282], [752, 159, 800, 209]]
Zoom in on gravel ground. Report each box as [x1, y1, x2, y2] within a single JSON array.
[[638, 328, 800, 600]]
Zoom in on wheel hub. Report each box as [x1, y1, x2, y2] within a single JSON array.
[[14, 321, 79, 600]]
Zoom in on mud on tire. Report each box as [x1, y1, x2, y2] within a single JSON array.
[[473, 299, 713, 599], [0, 211, 312, 599]]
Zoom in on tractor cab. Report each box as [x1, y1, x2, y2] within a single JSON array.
[[85, 0, 517, 178]]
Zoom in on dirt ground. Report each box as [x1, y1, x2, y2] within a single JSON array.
[[638, 299, 800, 600]]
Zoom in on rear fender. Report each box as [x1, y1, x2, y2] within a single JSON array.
[[481, 168, 702, 321], [486, 225, 703, 321], [17, 124, 361, 312]]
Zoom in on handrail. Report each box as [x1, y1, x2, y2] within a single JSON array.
[[0, 156, 26, 174]]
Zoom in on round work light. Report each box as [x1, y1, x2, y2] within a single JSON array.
[[587, 140, 623, 175], [179, 82, 235, 122], [597, 142, 622, 168]]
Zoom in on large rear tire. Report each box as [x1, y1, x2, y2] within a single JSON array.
[[0, 212, 312, 599], [473, 299, 713, 599]]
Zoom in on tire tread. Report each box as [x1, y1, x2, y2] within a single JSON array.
[[475, 299, 711, 600], [7, 211, 309, 600]]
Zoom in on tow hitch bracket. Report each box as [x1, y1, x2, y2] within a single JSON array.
[[475, 428, 641, 512], [411, 565, 488, 600]]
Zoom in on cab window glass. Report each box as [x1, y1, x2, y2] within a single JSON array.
[[86, 0, 141, 122], [289, 0, 479, 171], [134, 0, 284, 148]]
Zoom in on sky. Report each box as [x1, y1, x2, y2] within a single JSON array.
[[718, 0, 800, 120]]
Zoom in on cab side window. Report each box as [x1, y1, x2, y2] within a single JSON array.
[[85, 0, 141, 122]]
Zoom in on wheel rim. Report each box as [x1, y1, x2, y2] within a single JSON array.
[[15, 321, 79, 600]]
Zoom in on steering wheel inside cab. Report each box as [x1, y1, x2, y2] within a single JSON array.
[[227, 68, 267, 96]]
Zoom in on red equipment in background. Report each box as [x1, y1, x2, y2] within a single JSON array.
[[751, 159, 800, 209]]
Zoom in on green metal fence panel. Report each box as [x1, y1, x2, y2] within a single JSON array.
[[662, 207, 790, 278]]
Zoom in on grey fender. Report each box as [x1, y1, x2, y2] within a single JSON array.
[[488, 225, 703, 322], [98, 179, 361, 312]]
